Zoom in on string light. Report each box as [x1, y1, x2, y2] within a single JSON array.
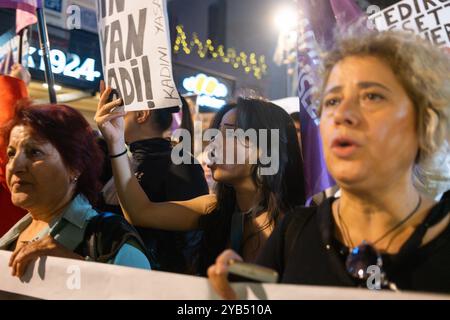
[[173, 25, 268, 80]]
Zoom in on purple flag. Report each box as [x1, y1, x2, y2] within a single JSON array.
[[297, 0, 363, 203], [330, 0, 364, 27]]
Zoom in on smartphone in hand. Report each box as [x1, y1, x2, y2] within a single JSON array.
[[228, 260, 279, 283], [107, 88, 124, 111]]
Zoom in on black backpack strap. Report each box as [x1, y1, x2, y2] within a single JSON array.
[[283, 206, 316, 268], [76, 212, 158, 267]]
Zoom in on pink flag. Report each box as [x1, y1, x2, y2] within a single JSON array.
[[0, 0, 42, 11], [0, 0, 42, 32], [16, 7, 37, 32]]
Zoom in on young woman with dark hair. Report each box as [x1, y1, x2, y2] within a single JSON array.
[[95, 91, 306, 275]]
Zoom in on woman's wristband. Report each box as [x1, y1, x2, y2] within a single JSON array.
[[109, 149, 128, 159]]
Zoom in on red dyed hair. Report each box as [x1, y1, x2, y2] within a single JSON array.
[[0, 75, 29, 187], [1, 103, 104, 204]]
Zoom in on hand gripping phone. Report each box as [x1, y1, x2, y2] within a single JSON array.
[[228, 260, 279, 283], [107, 88, 124, 110]]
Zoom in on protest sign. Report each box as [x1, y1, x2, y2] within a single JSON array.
[[369, 0, 450, 48], [96, 0, 181, 111]]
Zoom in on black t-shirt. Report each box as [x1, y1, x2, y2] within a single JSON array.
[[257, 196, 450, 294], [109, 138, 209, 274]]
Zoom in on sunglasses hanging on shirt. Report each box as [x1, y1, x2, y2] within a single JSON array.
[[337, 195, 423, 290]]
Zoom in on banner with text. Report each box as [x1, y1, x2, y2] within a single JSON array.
[[369, 0, 450, 48], [96, 0, 181, 111], [1, 251, 448, 300]]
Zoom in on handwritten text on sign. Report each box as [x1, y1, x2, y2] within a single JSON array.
[[96, 0, 181, 111], [369, 0, 450, 48]]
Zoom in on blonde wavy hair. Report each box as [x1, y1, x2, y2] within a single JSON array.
[[316, 29, 450, 198]]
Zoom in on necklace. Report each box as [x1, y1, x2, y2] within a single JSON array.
[[337, 195, 422, 251], [336, 195, 423, 285]]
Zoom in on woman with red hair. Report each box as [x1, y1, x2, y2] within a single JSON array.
[[0, 65, 29, 236], [0, 103, 152, 277]]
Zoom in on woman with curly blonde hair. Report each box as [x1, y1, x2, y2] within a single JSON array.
[[209, 29, 450, 298], [317, 30, 450, 201]]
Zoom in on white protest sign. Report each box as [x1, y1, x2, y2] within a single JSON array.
[[369, 0, 450, 48], [96, 0, 181, 111], [1, 251, 449, 300]]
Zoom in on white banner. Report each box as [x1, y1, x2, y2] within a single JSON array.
[[96, 0, 181, 111], [369, 0, 450, 48], [1, 251, 449, 300]]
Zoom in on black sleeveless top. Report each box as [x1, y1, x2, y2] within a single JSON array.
[[257, 193, 450, 294]]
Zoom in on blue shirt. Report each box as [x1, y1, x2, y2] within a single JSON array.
[[0, 195, 151, 270]]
